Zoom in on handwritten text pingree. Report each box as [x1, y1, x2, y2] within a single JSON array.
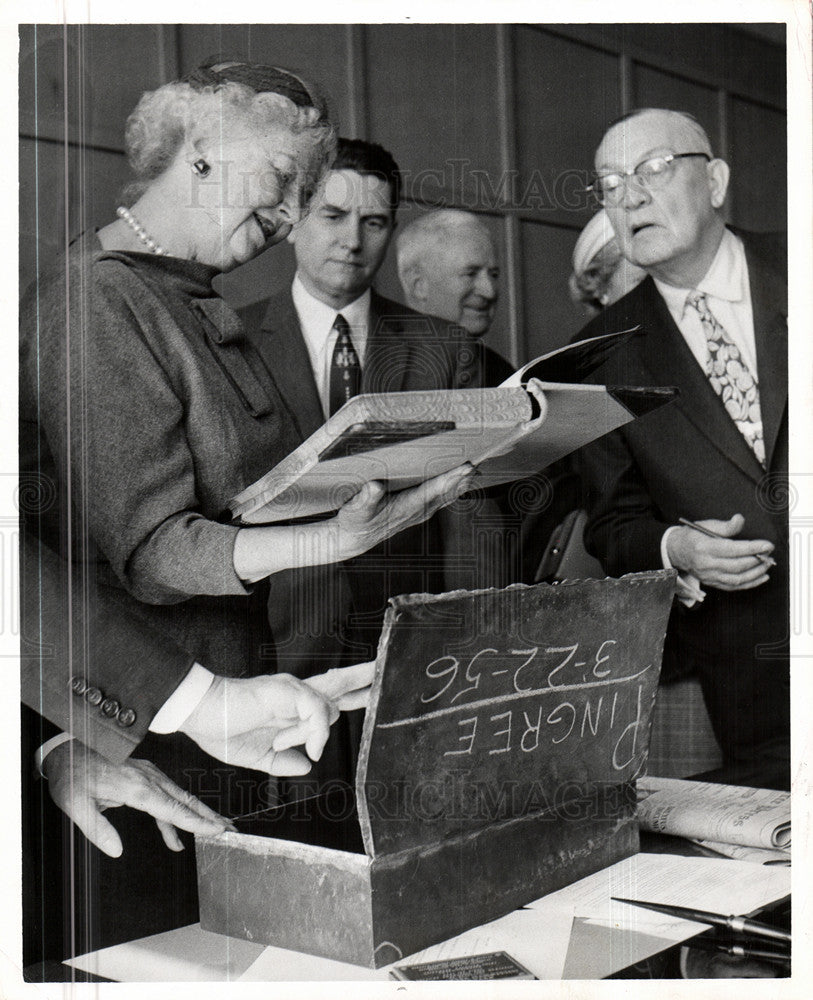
[[377, 642, 651, 771], [442, 681, 646, 770]]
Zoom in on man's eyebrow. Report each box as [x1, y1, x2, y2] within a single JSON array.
[[318, 201, 347, 214], [597, 146, 672, 171]]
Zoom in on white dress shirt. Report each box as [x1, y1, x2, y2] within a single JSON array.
[[653, 228, 757, 378], [654, 228, 757, 606], [292, 275, 371, 418]]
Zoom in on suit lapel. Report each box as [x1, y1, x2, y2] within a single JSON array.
[[362, 291, 412, 394], [628, 278, 766, 484], [741, 237, 787, 470], [251, 292, 325, 439]]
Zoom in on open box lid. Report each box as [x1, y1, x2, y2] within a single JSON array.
[[355, 571, 676, 859]]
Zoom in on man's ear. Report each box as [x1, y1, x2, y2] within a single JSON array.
[[399, 266, 424, 305], [707, 158, 730, 210], [411, 271, 429, 305]]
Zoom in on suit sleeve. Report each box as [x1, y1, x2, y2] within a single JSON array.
[[577, 427, 673, 576], [21, 537, 194, 763]]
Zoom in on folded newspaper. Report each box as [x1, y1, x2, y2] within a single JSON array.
[[636, 776, 790, 851]]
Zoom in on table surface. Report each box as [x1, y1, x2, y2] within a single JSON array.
[[46, 845, 790, 984]]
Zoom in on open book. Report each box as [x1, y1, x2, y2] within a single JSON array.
[[229, 329, 677, 525]]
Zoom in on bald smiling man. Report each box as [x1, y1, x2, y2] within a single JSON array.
[[396, 208, 513, 385]]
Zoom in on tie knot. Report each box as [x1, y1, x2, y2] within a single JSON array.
[[686, 290, 707, 312], [333, 313, 350, 337]]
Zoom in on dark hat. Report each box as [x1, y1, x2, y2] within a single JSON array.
[[181, 57, 326, 116]]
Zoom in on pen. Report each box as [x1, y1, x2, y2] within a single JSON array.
[[611, 898, 791, 946], [685, 937, 791, 966], [677, 517, 776, 568]]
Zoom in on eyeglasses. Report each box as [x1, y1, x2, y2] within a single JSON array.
[[586, 153, 712, 206]]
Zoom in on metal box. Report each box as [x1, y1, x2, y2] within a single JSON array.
[[196, 572, 674, 968]]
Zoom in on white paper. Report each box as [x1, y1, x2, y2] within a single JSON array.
[[387, 908, 575, 981], [524, 853, 791, 979], [239, 945, 385, 982], [525, 853, 789, 943], [66, 923, 265, 983]]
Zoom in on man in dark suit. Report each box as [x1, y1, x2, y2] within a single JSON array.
[[575, 109, 788, 789], [241, 140, 509, 778]]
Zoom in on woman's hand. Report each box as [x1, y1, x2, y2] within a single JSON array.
[[332, 463, 476, 561], [43, 742, 232, 858], [233, 464, 476, 583]]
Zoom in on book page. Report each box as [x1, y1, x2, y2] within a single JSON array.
[[500, 328, 641, 387], [636, 776, 790, 849]]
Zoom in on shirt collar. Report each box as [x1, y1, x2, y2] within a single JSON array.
[[653, 228, 748, 319], [291, 274, 371, 336]]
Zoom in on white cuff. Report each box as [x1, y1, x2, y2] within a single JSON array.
[[661, 526, 706, 607], [35, 733, 74, 777], [149, 663, 215, 734], [660, 525, 679, 569]]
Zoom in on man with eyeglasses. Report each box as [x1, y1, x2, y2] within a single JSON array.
[[574, 108, 788, 790]]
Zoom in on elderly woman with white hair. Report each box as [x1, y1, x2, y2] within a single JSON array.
[[569, 209, 647, 314], [20, 60, 473, 954]]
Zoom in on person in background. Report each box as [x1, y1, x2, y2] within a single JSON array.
[[396, 207, 513, 385], [569, 208, 647, 316], [19, 60, 471, 960], [575, 108, 788, 791]]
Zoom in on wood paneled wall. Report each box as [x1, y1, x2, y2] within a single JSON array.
[[19, 22, 786, 365]]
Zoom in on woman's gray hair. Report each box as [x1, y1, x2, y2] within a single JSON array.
[[123, 77, 335, 201]]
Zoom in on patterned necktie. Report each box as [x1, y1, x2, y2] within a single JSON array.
[[328, 313, 361, 416], [687, 291, 765, 467]]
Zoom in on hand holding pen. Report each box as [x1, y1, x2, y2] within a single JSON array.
[[665, 513, 775, 592]]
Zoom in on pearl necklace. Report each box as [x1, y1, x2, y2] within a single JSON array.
[[116, 206, 167, 256]]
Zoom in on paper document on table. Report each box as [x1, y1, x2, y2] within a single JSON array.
[[67, 923, 265, 982], [392, 907, 575, 981], [524, 853, 790, 926], [239, 944, 384, 981], [525, 852, 790, 980], [239, 907, 574, 981], [636, 776, 790, 848]]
